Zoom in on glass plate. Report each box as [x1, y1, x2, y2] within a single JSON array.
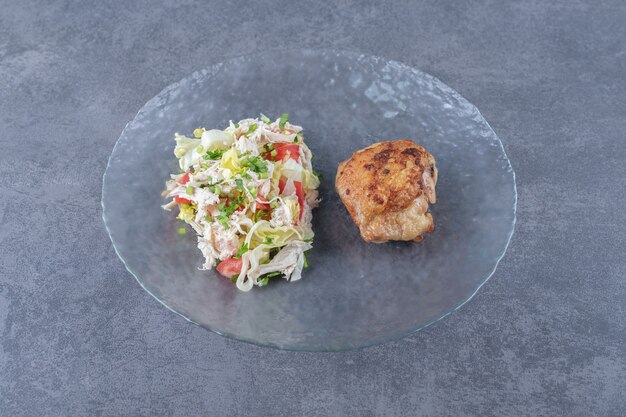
[[102, 49, 516, 351]]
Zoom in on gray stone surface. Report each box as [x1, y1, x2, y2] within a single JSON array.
[[1, 0, 624, 415]]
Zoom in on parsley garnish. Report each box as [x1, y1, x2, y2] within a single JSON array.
[[254, 209, 270, 222], [263, 237, 274, 244], [257, 270, 282, 286], [234, 178, 244, 191], [278, 113, 289, 130], [234, 242, 248, 259], [216, 215, 229, 228], [260, 113, 271, 124], [204, 149, 225, 160], [246, 123, 258, 136], [215, 200, 238, 228], [241, 156, 268, 174]]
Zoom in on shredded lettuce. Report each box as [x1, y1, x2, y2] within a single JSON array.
[[220, 148, 243, 177], [248, 241, 312, 281], [245, 220, 313, 249], [177, 204, 195, 223], [201, 129, 234, 150], [174, 134, 202, 169]]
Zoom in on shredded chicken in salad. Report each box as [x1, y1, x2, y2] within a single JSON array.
[[162, 114, 320, 291]]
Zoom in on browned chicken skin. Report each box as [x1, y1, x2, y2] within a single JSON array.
[[335, 140, 437, 243]]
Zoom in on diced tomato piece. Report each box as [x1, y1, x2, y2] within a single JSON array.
[[174, 195, 192, 205], [268, 143, 300, 162], [294, 180, 305, 220], [278, 178, 287, 194], [178, 171, 191, 184], [256, 195, 271, 211], [216, 257, 242, 278], [264, 143, 299, 161]]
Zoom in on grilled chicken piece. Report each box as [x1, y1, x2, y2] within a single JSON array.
[[335, 140, 437, 243]]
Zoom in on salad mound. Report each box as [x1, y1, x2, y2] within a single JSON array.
[[162, 114, 320, 291]]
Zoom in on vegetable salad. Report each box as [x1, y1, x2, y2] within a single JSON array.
[[162, 114, 319, 291]]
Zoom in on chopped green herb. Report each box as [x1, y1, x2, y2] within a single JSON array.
[[234, 178, 244, 191], [259, 171, 269, 179], [295, 132, 303, 141], [303, 251, 310, 269], [270, 200, 278, 209], [312, 170, 323, 180], [230, 275, 238, 283], [241, 156, 268, 174], [263, 237, 274, 244], [215, 200, 238, 228], [178, 227, 187, 235], [217, 200, 238, 217], [185, 186, 195, 195], [258, 269, 282, 286], [217, 215, 229, 228], [241, 172, 252, 180], [234, 242, 248, 259], [270, 149, 278, 158], [269, 247, 280, 259], [232, 194, 245, 206], [254, 209, 270, 222], [279, 113, 289, 130], [246, 123, 258, 136], [204, 149, 225, 160], [258, 271, 282, 285], [260, 113, 271, 124]]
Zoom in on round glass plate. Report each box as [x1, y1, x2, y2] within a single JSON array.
[[102, 49, 516, 351]]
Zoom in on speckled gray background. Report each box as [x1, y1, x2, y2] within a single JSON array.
[[1, 0, 625, 416]]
